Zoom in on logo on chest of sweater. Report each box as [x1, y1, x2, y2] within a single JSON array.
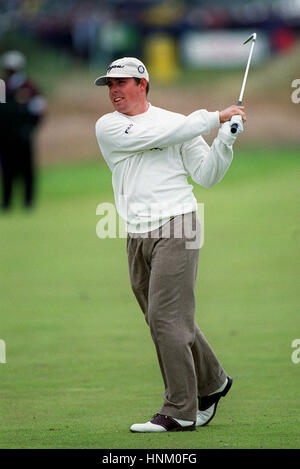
[[125, 123, 133, 134]]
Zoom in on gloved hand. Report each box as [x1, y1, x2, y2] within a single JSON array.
[[218, 115, 244, 146]]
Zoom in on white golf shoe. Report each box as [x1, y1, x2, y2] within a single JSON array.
[[130, 414, 196, 433], [196, 404, 216, 427], [197, 376, 233, 426]]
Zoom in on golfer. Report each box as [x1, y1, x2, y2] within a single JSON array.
[[95, 57, 245, 432]]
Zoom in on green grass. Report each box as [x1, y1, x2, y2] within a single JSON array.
[[0, 146, 299, 449]]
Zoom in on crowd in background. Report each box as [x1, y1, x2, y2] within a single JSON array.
[[0, 0, 299, 211], [0, 0, 299, 65]]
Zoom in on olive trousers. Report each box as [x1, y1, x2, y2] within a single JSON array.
[[127, 212, 227, 421]]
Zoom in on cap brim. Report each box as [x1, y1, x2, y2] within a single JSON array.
[[94, 72, 149, 86], [94, 73, 134, 86], [94, 76, 107, 86]]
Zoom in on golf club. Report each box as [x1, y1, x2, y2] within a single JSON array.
[[231, 32, 257, 134]]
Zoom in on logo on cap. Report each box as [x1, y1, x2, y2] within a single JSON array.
[[138, 65, 145, 74], [107, 64, 125, 73]]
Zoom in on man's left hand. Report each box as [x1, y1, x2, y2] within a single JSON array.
[[218, 115, 244, 146]]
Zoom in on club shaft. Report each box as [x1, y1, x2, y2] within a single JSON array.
[[238, 39, 256, 104]]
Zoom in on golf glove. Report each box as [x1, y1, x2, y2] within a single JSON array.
[[218, 115, 243, 146]]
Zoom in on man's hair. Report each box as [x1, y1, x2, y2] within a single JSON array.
[[134, 77, 150, 96]]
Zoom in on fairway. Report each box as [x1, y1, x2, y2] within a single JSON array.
[[0, 147, 299, 449]]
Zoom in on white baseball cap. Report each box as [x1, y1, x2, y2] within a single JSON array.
[[94, 57, 149, 86], [1, 50, 26, 71]]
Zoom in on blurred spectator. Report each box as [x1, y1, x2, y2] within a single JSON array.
[[271, 26, 297, 53], [0, 50, 46, 211]]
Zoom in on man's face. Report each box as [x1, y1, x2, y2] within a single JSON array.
[[107, 77, 147, 116]]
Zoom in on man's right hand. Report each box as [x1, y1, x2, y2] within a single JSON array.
[[219, 105, 246, 124]]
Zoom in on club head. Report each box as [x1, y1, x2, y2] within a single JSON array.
[[243, 33, 257, 45]]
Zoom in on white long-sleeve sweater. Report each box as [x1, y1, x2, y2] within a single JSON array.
[[95, 103, 233, 233]]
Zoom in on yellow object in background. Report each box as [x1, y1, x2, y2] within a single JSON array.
[[145, 34, 178, 83], [143, 1, 183, 27]]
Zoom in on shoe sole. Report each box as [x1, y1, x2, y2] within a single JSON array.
[[130, 425, 196, 433], [198, 376, 233, 427]]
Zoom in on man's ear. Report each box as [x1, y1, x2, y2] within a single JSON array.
[[140, 78, 148, 92]]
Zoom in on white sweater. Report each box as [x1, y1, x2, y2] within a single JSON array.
[[95, 103, 233, 233]]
